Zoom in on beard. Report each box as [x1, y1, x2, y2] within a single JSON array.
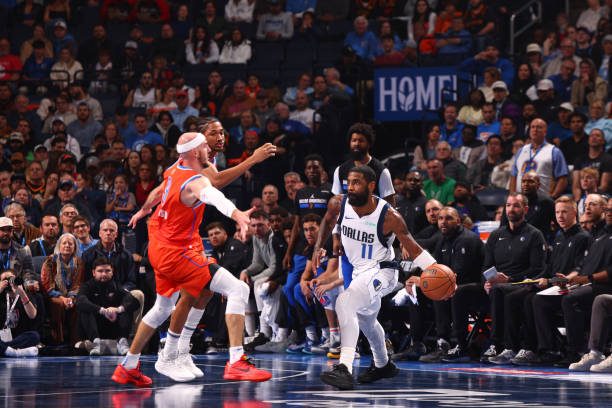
[[348, 191, 368, 207], [0, 236, 10, 245], [350, 149, 367, 161]]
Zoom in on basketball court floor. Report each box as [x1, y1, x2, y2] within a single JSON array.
[[0, 353, 610, 407]]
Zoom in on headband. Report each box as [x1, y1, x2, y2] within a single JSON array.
[[176, 133, 205, 154]]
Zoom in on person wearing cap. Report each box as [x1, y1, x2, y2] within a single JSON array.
[[22, 39, 53, 86], [491, 80, 521, 124], [560, 110, 590, 166], [533, 79, 561, 123], [510, 119, 569, 199], [0, 216, 35, 281], [33, 144, 49, 171], [571, 58, 608, 109], [42, 95, 77, 134], [548, 102, 575, 146], [9, 152, 26, 174], [525, 43, 543, 78], [549, 57, 578, 103], [542, 38, 582, 78], [115, 41, 146, 89], [256, 0, 294, 41], [69, 82, 103, 122], [171, 90, 199, 132], [65, 102, 102, 153], [576, 27, 594, 60], [459, 44, 514, 89], [44, 175, 94, 225]]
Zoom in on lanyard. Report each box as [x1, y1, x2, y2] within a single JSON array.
[[1, 249, 11, 270], [38, 240, 46, 257], [4, 294, 19, 328]]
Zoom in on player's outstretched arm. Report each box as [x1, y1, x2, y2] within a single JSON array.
[[203, 143, 277, 189], [128, 184, 163, 228], [312, 195, 342, 269], [384, 206, 436, 269]]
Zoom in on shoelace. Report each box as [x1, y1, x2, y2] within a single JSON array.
[[448, 346, 460, 356], [241, 356, 257, 367], [484, 345, 496, 355], [515, 350, 528, 359]]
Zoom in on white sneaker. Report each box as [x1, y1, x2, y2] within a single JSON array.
[[89, 338, 101, 356], [5, 346, 38, 357], [569, 351, 604, 371], [177, 353, 204, 378], [489, 349, 516, 365], [155, 352, 196, 382], [117, 338, 130, 356], [590, 354, 612, 373]]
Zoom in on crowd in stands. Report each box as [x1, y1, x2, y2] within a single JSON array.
[[0, 0, 609, 373]]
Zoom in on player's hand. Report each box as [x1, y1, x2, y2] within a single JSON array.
[[232, 207, 255, 241], [282, 253, 292, 270], [311, 248, 325, 270], [251, 143, 277, 163], [314, 282, 333, 298], [240, 271, 251, 284], [405, 276, 420, 292], [300, 280, 312, 301], [128, 208, 152, 229]]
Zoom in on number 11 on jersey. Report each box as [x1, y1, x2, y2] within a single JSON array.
[[361, 243, 373, 259]]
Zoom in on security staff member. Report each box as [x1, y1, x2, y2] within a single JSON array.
[[533, 196, 612, 367], [511, 196, 591, 366]]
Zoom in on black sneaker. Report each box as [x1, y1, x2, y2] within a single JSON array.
[[441, 345, 471, 363], [419, 339, 450, 363], [510, 349, 538, 366], [480, 344, 497, 363], [535, 350, 563, 366], [553, 352, 582, 368], [392, 342, 426, 361], [320, 363, 354, 390], [357, 360, 399, 384], [244, 333, 269, 353]]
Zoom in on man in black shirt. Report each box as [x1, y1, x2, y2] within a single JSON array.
[[396, 171, 428, 235], [572, 128, 612, 197], [560, 112, 589, 168], [28, 214, 59, 258], [584, 193, 607, 239], [479, 193, 547, 364], [512, 196, 591, 366], [415, 199, 442, 252]]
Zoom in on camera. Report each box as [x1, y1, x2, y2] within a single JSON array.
[[7, 276, 23, 286]]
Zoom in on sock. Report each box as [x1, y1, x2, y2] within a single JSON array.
[[245, 313, 257, 337], [276, 328, 289, 342], [179, 308, 205, 355], [322, 327, 330, 342], [270, 322, 279, 341], [229, 346, 244, 364], [164, 330, 180, 359], [330, 327, 340, 344], [259, 315, 272, 339], [305, 325, 318, 342], [339, 346, 356, 373], [122, 352, 141, 369]]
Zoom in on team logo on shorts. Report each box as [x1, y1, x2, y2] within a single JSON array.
[[373, 279, 382, 291]]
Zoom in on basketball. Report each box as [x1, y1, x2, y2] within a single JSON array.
[[419, 264, 457, 301]]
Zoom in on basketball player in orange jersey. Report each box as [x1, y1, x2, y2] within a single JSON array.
[[112, 132, 272, 386]]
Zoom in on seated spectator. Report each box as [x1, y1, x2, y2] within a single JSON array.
[[20, 24, 53, 63], [463, 0, 495, 50], [50, 46, 83, 90], [152, 23, 184, 66], [478, 66, 501, 102], [41, 233, 84, 345], [573, 128, 612, 199], [13, 188, 42, 228], [69, 82, 103, 122], [42, 95, 76, 135], [594, 34, 612, 83], [130, 0, 170, 24], [525, 43, 544, 79], [88, 49, 115, 95], [549, 57, 578, 103], [510, 62, 537, 106], [257, 0, 293, 41], [105, 174, 136, 229], [323, 67, 354, 97], [77, 25, 112, 71], [542, 38, 582, 78], [314, 0, 349, 24], [5, 203, 39, 248], [414, 198, 443, 251], [575, 26, 594, 60], [77, 257, 137, 356], [477, 102, 501, 142], [124, 114, 163, 152], [229, 110, 259, 146], [219, 80, 256, 121], [343, 16, 377, 62], [150, 111, 181, 146], [436, 140, 467, 183], [451, 182, 487, 222], [149, 86, 176, 118], [571, 59, 608, 109], [22, 40, 53, 85], [51, 19, 76, 57], [43, 0, 70, 24], [283, 73, 313, 108], [45, 175, 94, 225], [101, 0, 132, 23], [171, 4, 192, 41], [440, 103, 464, 149], [584, 99, 612, 149], [219, 27, 252, 64], [406, 0, 436, 47], [413, 124, 441, 171], [492, 81, 521, 124], [436, 15, 472, 56], [458, 89, 485, 126], [72, 215, 98, 253], [423, 159, 455, 205], [274, 102, 311, 138], [198, 1, 227, 43], [453, 125, 485, 169], [290, 91, 315, 132], [133, 162, 157, 207], [65, 102, 102, 153], [460, 44, 514, 88], [576, 0, 606, 33], [576, 168, 601, 216], [374, 34, 406, 67], [124, 72, 159, 110], [226, 129, 260, 168], [186, 26, 219, 65], [0, 268, 43, 357], [253, 90, 274, 126], [170, 90, 199, 132], [549, 103, 575, 145], [261, 184, 282, 213], [467, 134, 505, 190], [246, 74, 262, 99], [29, 215, 59, 258], [560, 110, 589, 164], [13, 0, 43, 32], [225, 0, 255, 23]]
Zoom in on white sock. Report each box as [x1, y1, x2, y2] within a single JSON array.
[[322, 327, 330, 341], [259, 315, 272, 339], [164, 330, 180, 359], [229, 346, 244, 364], [276, 328, 289, 342], [305, 325, 318, 342], [339, 346, 356, 373], [122, 352, 140, 369], [330, 327, 340, 344], [245, 313, 257, 336], [179, 308, 204, 355]]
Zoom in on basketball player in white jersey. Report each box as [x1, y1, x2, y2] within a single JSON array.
[[311, 166, 437, 390]]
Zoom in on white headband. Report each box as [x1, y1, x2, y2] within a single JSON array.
[[176, 133, 205, 154]]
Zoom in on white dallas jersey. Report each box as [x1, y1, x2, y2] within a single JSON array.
[[337, 196, 395, 276]]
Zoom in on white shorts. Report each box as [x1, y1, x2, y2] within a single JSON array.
[[350, 267, 398, 316]]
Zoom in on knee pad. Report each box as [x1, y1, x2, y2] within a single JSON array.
[[142, 294, 175, 328], [226, 280, 249, 315]]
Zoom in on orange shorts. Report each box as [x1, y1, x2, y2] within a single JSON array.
[[148, 240, 215, 298]]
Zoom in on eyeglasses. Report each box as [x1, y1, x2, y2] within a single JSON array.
[[73, 224, 88, 229]]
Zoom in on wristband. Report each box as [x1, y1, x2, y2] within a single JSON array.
[[413, 250, 436, 270], [199, 186, 237, 218]]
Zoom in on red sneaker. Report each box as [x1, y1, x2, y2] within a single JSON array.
[[223, 355, 272, 382], [111, 363, 153, 387]]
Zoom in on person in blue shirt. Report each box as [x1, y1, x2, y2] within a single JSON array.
[[124, 114, 164, 151], [23, 40, 53, 81], [344, 16, 378, 62], [548, 57, 578, 103], [170, 90, 199, 131], [50, 19, 76, 57], [440, 103, 464, 149], [459, 44, 515, 88], [477, 102, 501, 142], [436, 15, 472, 55], [547, 102, 574, 145]]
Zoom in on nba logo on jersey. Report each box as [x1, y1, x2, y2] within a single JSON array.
[[372, 279, 382, 291]]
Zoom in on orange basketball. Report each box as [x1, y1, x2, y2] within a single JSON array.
[[419, 264, 457, 301]]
